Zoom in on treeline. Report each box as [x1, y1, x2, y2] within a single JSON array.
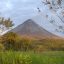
[[0, 32, 64, 52]]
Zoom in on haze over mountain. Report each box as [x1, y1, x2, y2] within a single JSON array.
[[10, 19, 61, 39]]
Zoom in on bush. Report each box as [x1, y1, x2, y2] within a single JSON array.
[[21, 37, 33, 51], [2, 32, 21, 50], [2, 32, 33, 51], [0, 43, 4, 51], [16, 54, 32, 64]]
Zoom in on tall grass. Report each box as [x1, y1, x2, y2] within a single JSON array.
[[31, 51, 64, 64], [0, 51, 64, 64], [0, 51, 32, 64]]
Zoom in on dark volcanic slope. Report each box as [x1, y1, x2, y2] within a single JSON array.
[[10, 19, 61, 39]]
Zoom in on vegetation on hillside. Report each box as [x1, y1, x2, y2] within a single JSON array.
[[0, 32, 63, 52]]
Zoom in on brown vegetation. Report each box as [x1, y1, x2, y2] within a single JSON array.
[[0, 32, 64, 52]]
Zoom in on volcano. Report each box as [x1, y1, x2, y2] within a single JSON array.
[[10, 19, 61, 39]]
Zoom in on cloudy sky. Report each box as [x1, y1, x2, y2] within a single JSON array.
[[1, 0, 64, 37], [0, 0, 42, 26]]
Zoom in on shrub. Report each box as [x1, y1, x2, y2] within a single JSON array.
[[16, 54, 32, 64], [0, 43, 4, 51], [2, 32, 33, 51], [21, 37, 33, 51], [0, 52, 32, 64]]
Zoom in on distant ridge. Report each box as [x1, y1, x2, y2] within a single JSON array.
[[10, 19, 62, 39]]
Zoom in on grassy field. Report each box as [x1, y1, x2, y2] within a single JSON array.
[[0, 51, 64, 64]]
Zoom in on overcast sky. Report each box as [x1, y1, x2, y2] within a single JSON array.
[[0, 0, 42, 26]]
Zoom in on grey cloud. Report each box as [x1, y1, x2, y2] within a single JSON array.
[[0, 0, 41, 26]]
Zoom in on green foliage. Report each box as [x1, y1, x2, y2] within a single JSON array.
[[0, 51, 64, 64], [0, 52, 32, 64], [31, 51, 64, 64], [17, 54, 32, 64]]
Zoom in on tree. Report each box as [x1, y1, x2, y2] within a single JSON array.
[[2, 32, 33, 51], [57, 0, 62, 5], [3, 18, 14, 29], [2, 32, 19, 50], [0, 17, 14, 32]]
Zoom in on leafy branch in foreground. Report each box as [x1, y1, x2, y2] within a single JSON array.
[[0, 17, 14, 32]]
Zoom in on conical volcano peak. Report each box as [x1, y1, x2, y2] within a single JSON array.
[[25, 19, 34, 22], [23, 19, 37, 25], [10, 19, 60, 39], [21, 19, 40, 29]]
